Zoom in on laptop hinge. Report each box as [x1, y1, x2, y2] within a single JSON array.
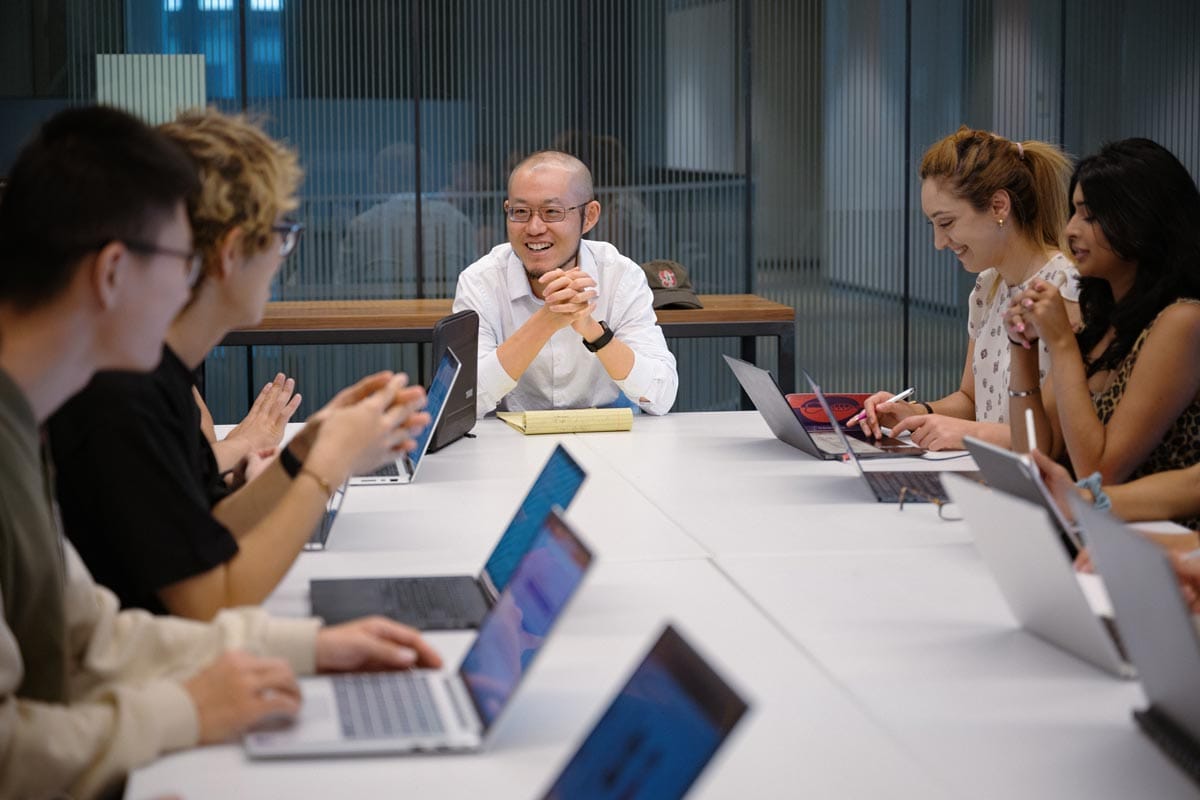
[[446, 675, 480, 735]]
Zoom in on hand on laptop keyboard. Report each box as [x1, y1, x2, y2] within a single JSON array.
[[315, 616, 444, 673]]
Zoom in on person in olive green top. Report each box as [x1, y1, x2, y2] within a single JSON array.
[[0, 106, 441, 800]]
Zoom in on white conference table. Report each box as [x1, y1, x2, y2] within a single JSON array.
[[127, 412, 1197, 799]]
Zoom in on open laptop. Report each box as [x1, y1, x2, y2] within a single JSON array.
[[304, 478, 349, 551], [350, 347, 461, 486], [310, 444, 587, 629], [1074, 497, 1200, 785], [806, 371, 982, 503], [246, 508, 593, 758], [944, 474, 1133, 678], [539, 624, 749, 800], [963, 435, 1083, 558], [427, 309, 478, 453], [723, 355, 920, 459]]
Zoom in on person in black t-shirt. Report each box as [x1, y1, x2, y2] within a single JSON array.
[[48, 108, 432, 620]]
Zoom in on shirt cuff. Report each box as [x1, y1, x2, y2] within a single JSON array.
[[615, 352, 656, 406], [477, 351, 519, 415], [259, 616, 322, 675], [144, 678, 202, 752]]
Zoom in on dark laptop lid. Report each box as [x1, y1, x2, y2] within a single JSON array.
[[459, 508, 593, 733], [540, 624, 749, 800], [722, 354, 821, 455], [428, 309, 478, 453], [480, 444, 587, 598], [1074, 498, 1200, 743], [805, 371, 869, 477], [405, 348, 461, 478]]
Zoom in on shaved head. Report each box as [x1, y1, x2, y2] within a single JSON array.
[[508, 150, 594, 203]]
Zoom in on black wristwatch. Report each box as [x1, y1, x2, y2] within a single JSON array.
[[582, 320, 615, 353]]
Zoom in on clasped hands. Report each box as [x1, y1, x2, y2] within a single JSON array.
[[1003, 278, 1073, 350], [538, 267, 599, 333]]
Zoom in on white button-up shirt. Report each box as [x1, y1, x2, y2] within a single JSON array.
[[452, 240, 679, 417]]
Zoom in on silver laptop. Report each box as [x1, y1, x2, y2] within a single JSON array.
[[945, 474, 1134, 678], [1073, 497, 1200, 783], [962, 435, 1083, 557], [310, 444, 587, 629], [722, 355, 920, 459], [304, 478, 349, 551], [806, 371, 982, 503], [350, 348, 461, 486], [538, 624, 749, 799], [245, 508, 592, 758]]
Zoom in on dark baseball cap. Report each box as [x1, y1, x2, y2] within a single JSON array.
[[641, 259, 702, 309]]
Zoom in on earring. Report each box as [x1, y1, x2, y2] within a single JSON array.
[[997, 218, 1005, 228]]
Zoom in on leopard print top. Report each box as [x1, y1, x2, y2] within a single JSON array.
[[1092, 299, 1200, 530]]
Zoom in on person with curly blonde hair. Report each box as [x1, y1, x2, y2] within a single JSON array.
[[858, 126, 1080, 450], [48, 108, 434, 620]]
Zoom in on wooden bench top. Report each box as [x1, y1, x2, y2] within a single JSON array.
[[236, 294, 794, 333]]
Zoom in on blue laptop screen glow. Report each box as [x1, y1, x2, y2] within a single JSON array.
[[541, 626, 748, 800], [460, 513, 590, 730], [483, 445, 586, 592], [408, 351, 458, 469]]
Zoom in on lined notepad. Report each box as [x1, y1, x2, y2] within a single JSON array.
[[497, 408, 634, 435]]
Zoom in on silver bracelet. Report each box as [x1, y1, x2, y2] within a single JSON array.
[[1008, 387, 1041, 398]]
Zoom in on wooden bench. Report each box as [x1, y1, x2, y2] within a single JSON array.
[[219, 294, 796, 404]]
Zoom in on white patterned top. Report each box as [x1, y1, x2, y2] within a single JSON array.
[[966, 252, 1080, 423]]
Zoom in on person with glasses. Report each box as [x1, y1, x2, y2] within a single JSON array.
[[0, 106, 440, 800], [48, 108, 434, 621], [452, 150, 678, 416]]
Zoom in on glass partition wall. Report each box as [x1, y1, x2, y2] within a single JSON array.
[[2, 0, 1197, 419]]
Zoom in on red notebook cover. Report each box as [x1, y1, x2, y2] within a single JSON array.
[[785, 392, 871, 431]]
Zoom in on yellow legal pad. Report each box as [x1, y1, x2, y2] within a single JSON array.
[[497, 407, 634, 435]]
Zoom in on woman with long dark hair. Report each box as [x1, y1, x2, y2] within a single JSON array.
[[1007, 138, 1200, 527]]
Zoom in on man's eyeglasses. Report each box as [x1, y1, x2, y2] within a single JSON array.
[[272, 220, 305, 257], [125, 240, 204, 287], [897, 485, 963, 521], [504, 201, 592, 224]]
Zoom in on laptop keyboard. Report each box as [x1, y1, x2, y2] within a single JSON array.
[[384, 578, 480, 621], [362, 461, 401, 478], [333, 672, 446, 739], [867, 470, 947, 503]]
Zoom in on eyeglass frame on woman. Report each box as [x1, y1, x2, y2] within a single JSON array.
[[123, 240, 204, 287], [897, 485, 963, 521], [271, 219, 305, 257], [503, 201, 593, 224]]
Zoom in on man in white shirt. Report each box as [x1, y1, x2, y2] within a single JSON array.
[[452, 151, 678, 417]]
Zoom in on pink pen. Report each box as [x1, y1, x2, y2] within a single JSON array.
[[846, 387, 914, 427]]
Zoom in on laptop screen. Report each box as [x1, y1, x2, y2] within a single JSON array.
[[540, 625, 748, 800], [408, 348, 461, 471], [460, 509, 592, 731], [482, 445, 587, 593]]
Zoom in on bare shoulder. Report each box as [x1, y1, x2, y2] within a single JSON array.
[[1140, 301, 1200, 359]]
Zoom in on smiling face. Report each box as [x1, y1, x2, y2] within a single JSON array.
[[1064, 184, 1131, 284], [920, 178, 1012, 274], [506, 163, 598, 280]]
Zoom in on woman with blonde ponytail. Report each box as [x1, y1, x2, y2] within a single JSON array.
[[858, 126, 1079, 450]]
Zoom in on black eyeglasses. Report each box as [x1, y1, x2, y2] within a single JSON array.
[[503, 201, 592, 224], [272, 220, 305, 257], [125, 240, 204, 287], [897, 486, 963, 521]]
